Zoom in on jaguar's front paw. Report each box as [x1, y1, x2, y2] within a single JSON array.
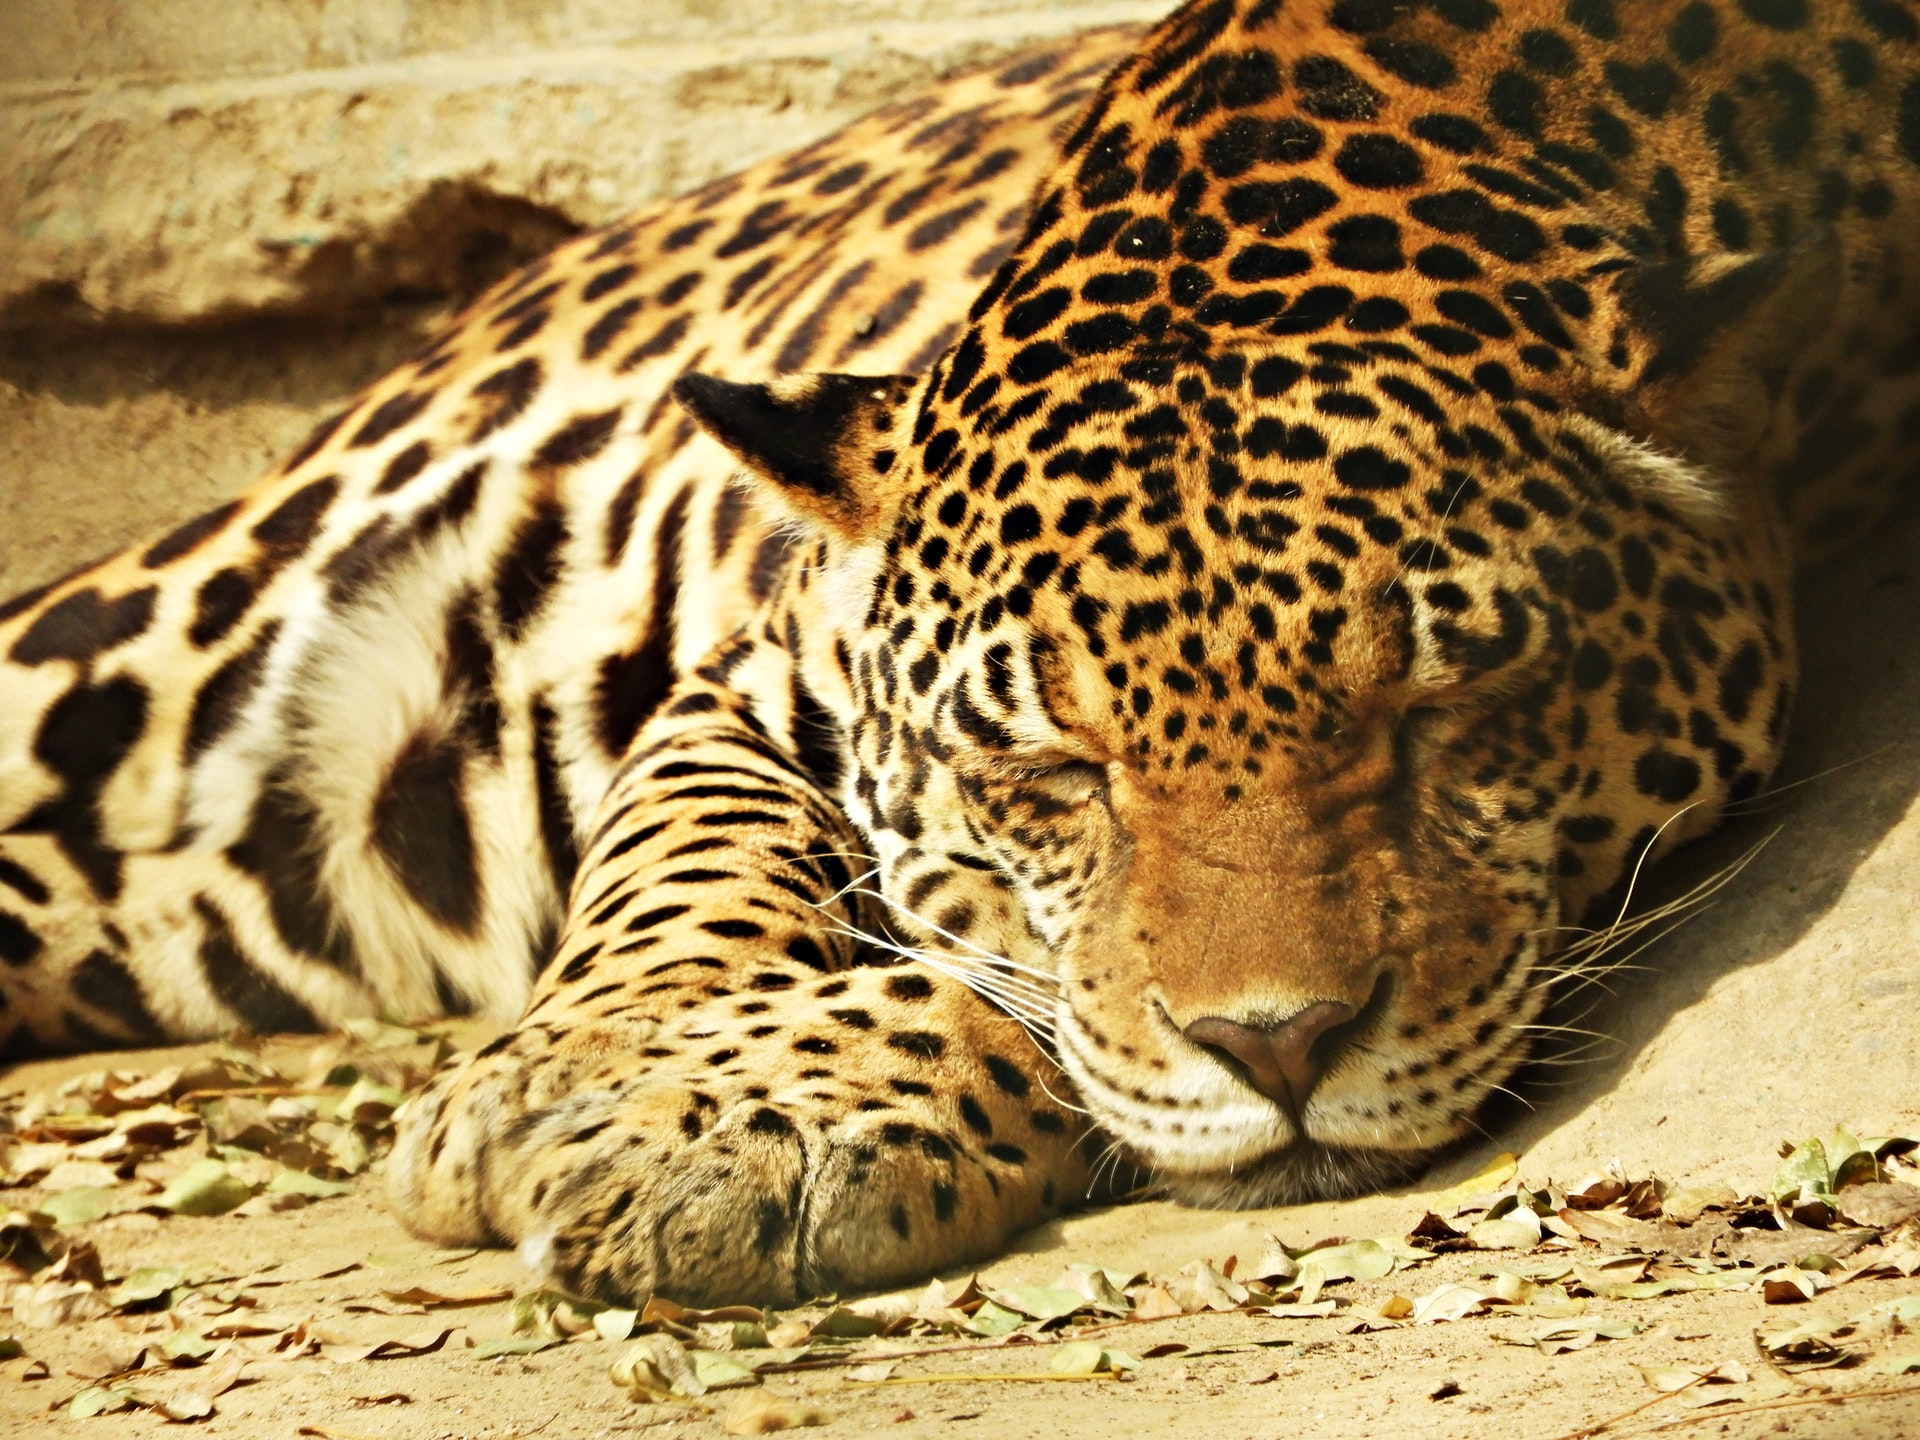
[[438, 969, 1090, 1304]]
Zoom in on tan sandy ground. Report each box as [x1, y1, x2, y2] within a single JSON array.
[[2, 452, 1919, 1439], [1, 1029, 1918, 1440]]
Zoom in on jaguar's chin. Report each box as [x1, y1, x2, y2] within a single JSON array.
[[1158, 1141, 1432, 1210]]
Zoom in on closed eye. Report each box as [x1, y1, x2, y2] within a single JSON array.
[[1004, 755, 1110, 803]]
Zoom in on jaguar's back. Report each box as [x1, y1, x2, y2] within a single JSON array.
[[0, 32, 1134, 1052]]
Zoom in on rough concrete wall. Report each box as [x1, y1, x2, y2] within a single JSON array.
[[2, 0, 1166, 327], [0, 0, 1169, 597]]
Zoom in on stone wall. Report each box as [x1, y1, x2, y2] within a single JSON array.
[[0, 0, 1169, 594]]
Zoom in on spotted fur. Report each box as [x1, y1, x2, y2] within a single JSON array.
[[5, 1, 1919, 1304]]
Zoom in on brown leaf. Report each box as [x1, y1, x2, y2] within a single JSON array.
[[1834, 1181, 1920, 1231], [94, 1069, 185, 1113], [198, 1097, 279, 1150], [189, 1352, 247, 1397], [1620, 1178, 1666, 1220], [1128, 1284, 1185, 1320], [248, 1259, 362, 1287], [1407, 1212, 1471, 1251], [1717, 1223, 1876, 1269], [1662, 1184, 1741, 1224], [1760, 1269, 1822, 1304], [324, 1327, 456, 1363], [1562, 1176, 1629, 1211], [1556, 1208, 1688, 1254], [379, 1284, 514, 1309], [342, 1299, 427, 1316], [66, 1342, 157, 1381]]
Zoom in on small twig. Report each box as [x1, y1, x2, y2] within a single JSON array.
[[1616, 1381, 1920, 1436], [175, 1086, 317, 1103], [1748, 1327, 1832, 1393], [1547, 1374, 1711, 1440], [754, 1337, 1045, 1375], [846, 1372, 1121, 1385]]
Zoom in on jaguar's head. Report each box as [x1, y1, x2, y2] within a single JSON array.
[[678, 340, 1791, 1204], [670, 0, 1834, 1199]]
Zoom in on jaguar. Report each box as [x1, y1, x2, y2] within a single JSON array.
[[4, 0, 1917, 1306]]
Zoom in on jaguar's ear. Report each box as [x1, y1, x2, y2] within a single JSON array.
[[673, 371, 917, 538], [1608, 229, 1839, 475]]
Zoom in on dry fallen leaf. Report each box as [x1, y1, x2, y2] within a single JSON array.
[[12, 1279, 110, 1328], [1491, 1317, 1636, 1354], [723, 1392, 831, 1434], [1760, 1267, 1823, 1304], [1638, 1360, 1751, 1392], [379, 1284, 513, 1309], [1164, 1261, 1249, 1313], [1834, 1181, 1920, 1231], [324, 1327, 456, 1363], [1412, 1283, 1492, 1325], [609, 1333, 704, 1400], [1464, 1211, 1542, 1252], [1127, 1284, 1184, 1320]]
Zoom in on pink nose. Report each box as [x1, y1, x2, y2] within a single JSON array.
[[1183, 1001, 1359, 1116]]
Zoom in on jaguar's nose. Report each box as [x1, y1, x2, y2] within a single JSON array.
[[1183, 1001, 1360, 1117]]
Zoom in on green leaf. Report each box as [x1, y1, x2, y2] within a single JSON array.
[[510, 1288, 606, 1339], [321, 1124, 371, 1175], [340, 1017, 432, 1049], [161, 1330, 218, 1362], [1048, 1341, 1111, 1376], [267, 1168, 354, 1199], [158, 1159, 255, 1216], [67, 1386, 138, 1419], [1294, 1239, 1398, 1283], [983, 1285, 1089, 1321], [0, 1337, 24, 1359], [338, 1078, 407, 1125], [109, 1266, 187, 1309], [1831, 1149, 1881, 1191], [1868, 1295, 1920, 1325], [39, 1186, 116, 1227], [689, 1350, 760, 1389], [964, 1300, 1028, 1336], [1771, 1139, 1832, 1203], [809, 1306, 887, 1339], [475, 1336, 563, 1359]]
